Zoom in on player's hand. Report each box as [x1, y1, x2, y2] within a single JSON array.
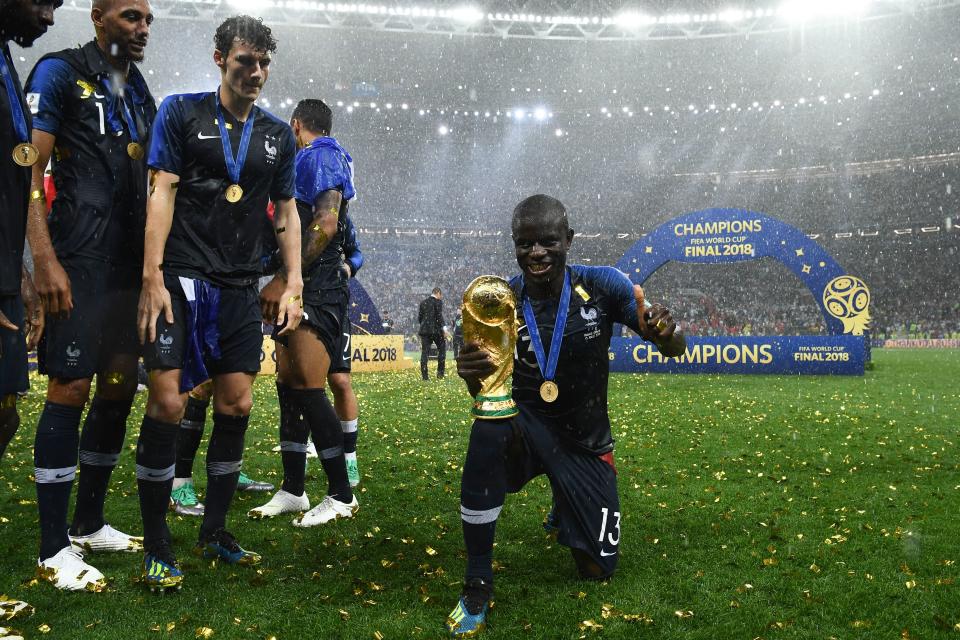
[[340, 263, 352, 280], [138, 277, 173, 344], [275, 278, 304, 337], [643, 305, 677, 342], [22, 273, 44, 351], [0, 308, 16, 332], [258, 275, 285, 325], [456, 341, 496, 393], [34, 255, 73, 319]]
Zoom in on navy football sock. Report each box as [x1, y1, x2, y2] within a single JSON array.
[[175, 395, 209, 479], [277, 383, 308, 497], [200, 413, 248, 539], [460, 420, 511, 583], [72, 397, 131, 536], [289, 388, 351, 503], [136, 415, 179, 548], [35, 401, 83, 560]]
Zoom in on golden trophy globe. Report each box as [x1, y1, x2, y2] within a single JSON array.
[[462, 275, 519, 420]]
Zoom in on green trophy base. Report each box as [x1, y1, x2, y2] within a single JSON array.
[[472, 394, 519, 420]]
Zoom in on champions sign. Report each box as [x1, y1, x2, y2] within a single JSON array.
[[612, 209, 871, 375]]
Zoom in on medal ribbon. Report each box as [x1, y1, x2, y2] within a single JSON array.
[[0, 46, 29, 143], [215, 92, 256, 185], [100, 76, 140, 143], [521, 268, 571, 385]]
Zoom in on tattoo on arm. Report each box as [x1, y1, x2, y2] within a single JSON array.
[[302, 191, 342, 266]]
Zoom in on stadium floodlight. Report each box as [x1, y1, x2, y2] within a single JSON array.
[[613, 11, 653, 28], [438, 125, 449, 135], [533, 107, 548, 121], [513, 108, 525, 120], [447, 6, 483, 22], [555, 128, 563, 137]]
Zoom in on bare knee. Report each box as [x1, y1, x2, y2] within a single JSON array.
[[145, 376, 187, 423], [327, 373, 349, 398], [211, 385, 253, 416], [47, 377, 93, 408]]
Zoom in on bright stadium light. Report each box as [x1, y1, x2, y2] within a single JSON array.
[[514, 108, 526, 120], [533, 107, 548, 121], [438, 124, 449, 135]]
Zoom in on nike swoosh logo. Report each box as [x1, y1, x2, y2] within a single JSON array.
[[55, 472, 72, 479], [197, 132, 219, 140], [147, 472, 166, 478], [599, 549, 617, 557]]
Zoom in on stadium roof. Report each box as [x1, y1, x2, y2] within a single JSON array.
[[60, 0, 960, 40]]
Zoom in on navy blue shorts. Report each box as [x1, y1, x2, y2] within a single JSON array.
[[506, 404, 621, 577], [273, 291, 346, 368], [329, 301, 352, 374], [0, 294, 29, 397], [38, 260, 139, 380], [142, 273, 262, 377]]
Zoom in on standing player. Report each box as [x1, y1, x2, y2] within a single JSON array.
[[0, 1, 58, 634], [329, 214, 363, 487], [249, 98, 357, 524], [24, 0, 154, 591], [136, 15, 302, 591], [168, 378, 275, 518], [449, 195, 686, 635], [0, 0, 55, 463]]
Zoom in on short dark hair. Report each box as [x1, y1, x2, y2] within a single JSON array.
[[432, 287, 442, 295], [511, 194, 569, 234], [214, 15, 277, 56], [292, 99, 333, 136]]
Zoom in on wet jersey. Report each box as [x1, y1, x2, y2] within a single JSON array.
[[293, 136, 356, 302], [25, 41, 156, 266], [148, 91, 296, 287], [509, 265, 643, 455], [0, 43, 31, 295]]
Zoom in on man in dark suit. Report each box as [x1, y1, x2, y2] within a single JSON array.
[[418, 287, 445, 380]]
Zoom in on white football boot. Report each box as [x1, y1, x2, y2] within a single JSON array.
[[37, 547, 107, 592], [69, 523, 143, 554], [247, 490, 310, 519], [293, 494, 359, 527]]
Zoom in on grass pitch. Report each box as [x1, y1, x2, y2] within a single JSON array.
[[1, 348, 958, 639]]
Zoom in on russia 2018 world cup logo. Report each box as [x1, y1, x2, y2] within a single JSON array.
[[823, 276, 871, 335]]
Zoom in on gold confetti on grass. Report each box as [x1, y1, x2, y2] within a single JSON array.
[[37, 623, 51, 633], [195, 627, 215, 638], [578, 620, 603, 631], [674, 610, 694, 619]]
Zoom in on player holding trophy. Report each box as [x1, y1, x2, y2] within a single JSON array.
[[449, 194, 686, 636]]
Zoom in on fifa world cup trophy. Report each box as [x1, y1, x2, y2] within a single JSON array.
[[462, 276, 519, 420]]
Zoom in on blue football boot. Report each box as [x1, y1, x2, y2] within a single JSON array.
[[447, 577, 492, 637], [196, 528, 261, 565], [143, 540, 183, 592]]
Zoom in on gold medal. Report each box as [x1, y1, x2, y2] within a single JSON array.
[[540, 380, 559, 403], [225, 184, 243, 203], [127, 142, 144, 160], [12, 143, 39, 167]]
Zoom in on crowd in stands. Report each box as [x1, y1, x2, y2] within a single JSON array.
[[354, 218, 958, 342]]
